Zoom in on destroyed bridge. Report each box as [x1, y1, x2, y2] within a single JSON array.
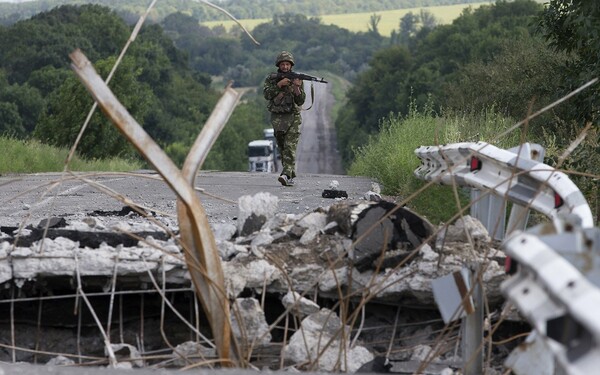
[[0, 49, 596, 375]]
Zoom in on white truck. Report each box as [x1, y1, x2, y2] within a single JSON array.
[[248, 139, 275, 172], [248, 129, 279, 173]]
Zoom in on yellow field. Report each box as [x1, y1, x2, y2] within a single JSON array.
[[201, 2, 494, 37]]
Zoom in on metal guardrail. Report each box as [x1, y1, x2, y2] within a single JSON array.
[[415, 142, 599, 375], [470, 143, 545, 240], [414, 141, 594, 229], [502, 228, 600, 375]]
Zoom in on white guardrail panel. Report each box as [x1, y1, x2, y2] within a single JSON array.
[[502, 231, 600, 375], [415, 142, 600, 374], [414, 142, 594, 229]]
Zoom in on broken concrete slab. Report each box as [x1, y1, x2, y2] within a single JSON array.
[[281, 291, 320, 318], [0, 200, 507, 307], [0, 198, 514, 373], [171, 341, 217, 367], [237, 192, 278, 236], [282, 308, 374, 372], [1, 235, 187, 285], [438, 215, 491, 244], [231, 298, 272, 348]]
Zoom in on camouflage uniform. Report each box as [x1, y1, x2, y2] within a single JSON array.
[[263, 51, 306, 180]]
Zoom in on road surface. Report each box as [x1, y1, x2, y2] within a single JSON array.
[[0, 78, 360, 227], [297, 80, 345, 175], [0, 171, 374, 228]]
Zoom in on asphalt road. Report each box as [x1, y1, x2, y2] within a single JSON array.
[[297, 80, 345, 175], [0, 171, 374, 228]]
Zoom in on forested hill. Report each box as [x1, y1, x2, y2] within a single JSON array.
[[0, 0, 492, 25], [1, 0, 580, 181]]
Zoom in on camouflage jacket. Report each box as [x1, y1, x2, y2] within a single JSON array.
[[263, 71, 306, 114]]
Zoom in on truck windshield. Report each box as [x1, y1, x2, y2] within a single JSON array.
[[248, 146, 270, 157]]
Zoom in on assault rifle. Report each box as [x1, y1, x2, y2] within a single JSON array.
[[270, 71, 328, 84]]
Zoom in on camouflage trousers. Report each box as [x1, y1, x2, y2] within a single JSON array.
[[271, 112, 301, 179]]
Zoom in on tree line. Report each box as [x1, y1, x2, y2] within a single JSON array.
[[0, 0, 492, 25], [0, 4, 267, 170], [337, 0, 555, 164], [0, 3, 391, 171], [341, 0, 600, 206]]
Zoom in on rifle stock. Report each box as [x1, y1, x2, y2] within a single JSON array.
[[271, 71, 328, 83]]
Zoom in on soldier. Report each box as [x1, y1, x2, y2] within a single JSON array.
[[263, 51, 306, 186]]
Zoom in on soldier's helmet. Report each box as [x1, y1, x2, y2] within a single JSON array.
[[275, 51, 295, 67]]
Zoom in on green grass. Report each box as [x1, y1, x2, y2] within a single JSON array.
[[348, 107, 522, 223], [202, 2, 495, 37], [0, 137, 143, 174]]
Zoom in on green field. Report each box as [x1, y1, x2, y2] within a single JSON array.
[[202, 2, 494, 37]]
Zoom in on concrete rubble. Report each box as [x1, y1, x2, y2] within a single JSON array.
[[282, 308, 374, 372], [0, 192, 518, 373]]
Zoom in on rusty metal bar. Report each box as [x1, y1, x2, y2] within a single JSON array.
[[69, 49, 236, 366], [177, 81, 243, 360]]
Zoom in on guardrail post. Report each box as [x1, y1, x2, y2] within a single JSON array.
[[469, 143, 545, 240], [462, 266, 483, 375], [505, 144, 545, 235], [431, 266, 483, 374], [470, 189, 506, 240]]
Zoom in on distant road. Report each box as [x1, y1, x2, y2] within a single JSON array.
[[297, 80, 345, 175]]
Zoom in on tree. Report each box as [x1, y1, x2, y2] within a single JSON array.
[[368, 13, 381, 35], [536, 0, 600, 210], [162, 12, 213, 40], [26, 65, 71, 96], [0, 5, 129, 85], [336, 0, 544, 166], [189, 37, 245, 75], [0, 69, 44, 136], [34, 56, 154, 160], [345, 45, 412, 134], [442, 36, 568, 134], [419, 9, 438, 30], [204, 94, 267, 171], [0, 102, 25, 137], [223, 65, 253, 87], [397, 12, 418, 46], [244, 13, 385, 80], [538, 0, 600, 121], [0, 82, 44, 134]]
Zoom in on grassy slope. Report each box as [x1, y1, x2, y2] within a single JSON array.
[[202, 2, 494, 37], [0, 137, 142, 174], [348, 109, 522, 223]]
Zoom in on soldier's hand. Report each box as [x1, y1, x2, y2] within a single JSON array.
[[292, 78, 302, 95], [277, 78, 291, 88]]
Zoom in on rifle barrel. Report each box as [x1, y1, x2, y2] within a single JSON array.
[[270, 72, 327, 83], [296, 73, 327, 83]]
